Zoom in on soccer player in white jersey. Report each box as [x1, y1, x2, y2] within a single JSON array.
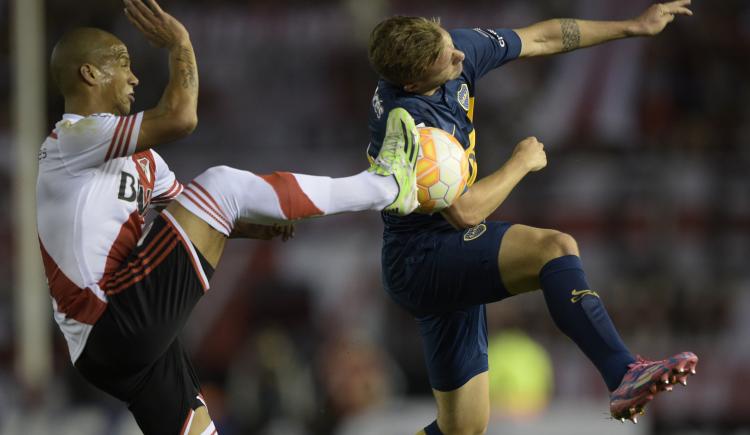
[[37, 0, 419, 434]]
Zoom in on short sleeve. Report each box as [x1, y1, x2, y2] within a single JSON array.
[[57, 112, 143, 172], [149, 150, 183, 207], [451, 28, 522, 84]]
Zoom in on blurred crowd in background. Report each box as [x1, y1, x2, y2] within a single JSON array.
[[0, 0, 749, 434]]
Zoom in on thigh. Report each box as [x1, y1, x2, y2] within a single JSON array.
[[76, 338, 207, 435], [165, 202, 226, 268], [416, 304, 489, 392], [385, 222, 513, 315], [126, 339, 208, 435], [88, 214, 214, 370]]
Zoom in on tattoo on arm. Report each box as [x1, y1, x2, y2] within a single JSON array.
[[560, 19, 581, 52], [176, 46, 197, 90]]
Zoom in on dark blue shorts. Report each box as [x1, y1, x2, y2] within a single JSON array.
[[382, 220, 514, 391]]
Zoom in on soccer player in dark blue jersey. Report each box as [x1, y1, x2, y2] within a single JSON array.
[[366, 1, 698, 434]]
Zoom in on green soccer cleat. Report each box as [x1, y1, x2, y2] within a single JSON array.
[[369, 107, 419, 216]]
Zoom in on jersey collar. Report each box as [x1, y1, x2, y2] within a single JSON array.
[[61, 113, 84, 124]]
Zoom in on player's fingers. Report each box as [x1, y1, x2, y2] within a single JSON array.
[[124, 8, 139, 27], [667, 0, 691, 7], [266, 225, 281, 239], [269, 224, 284, 240], [283, 225, 295, 241], [123, 0, 154, 29], [128, 0, 158, 25], [145, 0, 165, 16], [670, 6, 693, 16], [124, 8, 150, 35]]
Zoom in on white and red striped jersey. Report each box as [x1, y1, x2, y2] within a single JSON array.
[[36, 112, 183, 362]]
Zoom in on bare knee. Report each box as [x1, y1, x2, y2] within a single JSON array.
[[432, 370, 489, 435], [438, 411, 488, 435], [539, 230, 579, 263]]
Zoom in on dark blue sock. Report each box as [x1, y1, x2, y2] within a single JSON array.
[[424, 420, 443, 435], [540, 255, 635, 391]]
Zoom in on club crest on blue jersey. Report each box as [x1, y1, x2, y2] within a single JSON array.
[[463, 223, 487, 241], [457, 83, 470, 112]]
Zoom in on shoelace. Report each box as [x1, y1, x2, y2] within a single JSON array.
[[626, 355, 660, 374]]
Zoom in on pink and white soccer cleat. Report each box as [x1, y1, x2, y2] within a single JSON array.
[[610, 352, 699, 423]]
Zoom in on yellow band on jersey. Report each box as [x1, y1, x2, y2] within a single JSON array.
[[466, 129, 477, 187], [465, 96, 477, 186]]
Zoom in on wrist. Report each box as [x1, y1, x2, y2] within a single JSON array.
[[623, 19, 644, 37], [168, 35, 192, 50], [508, 154, 533, 174]]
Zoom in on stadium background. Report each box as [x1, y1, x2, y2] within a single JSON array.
[[1, 0, 748, 434]]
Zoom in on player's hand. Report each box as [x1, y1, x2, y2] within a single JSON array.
[[633, 0, 693, 36], [230, 222, 295, 241], [123, 0, 190, 49], [511, 136, 547, 172]]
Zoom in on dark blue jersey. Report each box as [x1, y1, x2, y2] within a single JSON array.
[[368, 28, 522, 233]]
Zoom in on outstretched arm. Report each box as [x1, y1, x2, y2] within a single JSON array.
[[124, 0, 198, 149], [442, 137, 547, 229], [514, 0, 692, 58]]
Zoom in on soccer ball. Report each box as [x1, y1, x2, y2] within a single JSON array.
[[415, 127, 469, 214]]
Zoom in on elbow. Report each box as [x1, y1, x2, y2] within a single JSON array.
[[173, 112, 198, 137], [181, 113, 198, 135], [443, 204, 483, 230], [456, 212, 483, 229], [153, 104, 198, 141]]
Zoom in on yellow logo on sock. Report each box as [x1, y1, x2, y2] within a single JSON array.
[[570, 289, 600, 303]]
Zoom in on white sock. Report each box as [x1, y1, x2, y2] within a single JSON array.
[[175, 166, 397, 236], [293, 170, 397, 215]]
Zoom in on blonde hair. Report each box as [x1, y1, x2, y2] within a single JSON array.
[[368, 16, 443, 86]]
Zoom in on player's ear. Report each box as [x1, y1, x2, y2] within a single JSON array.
[[79, 63, 100, 86]]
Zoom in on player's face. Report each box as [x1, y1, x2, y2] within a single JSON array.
[[99, 44, 139, 115], [405, 28, 465, 95]]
